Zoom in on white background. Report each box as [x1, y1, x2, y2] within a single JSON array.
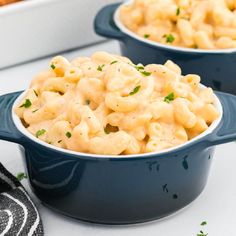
[[0, 41, 236, 236]]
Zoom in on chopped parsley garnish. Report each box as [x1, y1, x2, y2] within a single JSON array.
[[16, 172, 27, 181], [104, 127, 110, 134], [129, 85, 141, 95], [20, 99, 32, 108], [134, 65, 151, 76], [135, 65, 145, 71], [32, 109, 39, 113], [85, 99, 90, 105], [110, 61, 118, 65], [51, 64, 56, 70], [104, 124, 119, 134], [176, 7, 180, 16], [197, 221, 208, 236], [36, 129, 46, 138], [144, 34, 150, 38], [163, 34, 175, 43], [164, 92, 175, 103], [201, 221, 207, 226], [33, 90, 38, 97], [141, 71, 151, 76], [66, 132, 72, 138], [97, 64, 105, 71], [197, 230, 208, 236]]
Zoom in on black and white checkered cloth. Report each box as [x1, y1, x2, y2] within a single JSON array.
[[0, 163, 44, 236]]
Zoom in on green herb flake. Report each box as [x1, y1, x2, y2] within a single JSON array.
[[164, 92, 175, 103], [110, 61, 118, 65], [32, 109, 39, 113], [51, 64, 56, 70], [141, 71, 151, 76], [97, 64, 105, 71], [16, 172, 27, 181], [129, 85, 141, 96], [163, 34, 175, 43], [85, 99, 90, 105], [135, 65, 145, 71], [104, 127, 110, 134], [104, 124, 119, 134], [201, 221, 207, 226], [20, 99, 32, 108], [134, 65, 151, 76], [36, 129, 46, 138], [144, 34, 150, 38], [176, 7, 180, 16], [66, 132, 72, 138], [197, 230, 208, 236], [33, 90, 38, 97]]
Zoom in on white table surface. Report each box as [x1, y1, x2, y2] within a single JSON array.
[[0, 40, 236, 236]]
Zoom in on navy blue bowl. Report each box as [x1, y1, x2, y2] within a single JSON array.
[[0, 91, 236, 224], [94, 3, 236, 95]]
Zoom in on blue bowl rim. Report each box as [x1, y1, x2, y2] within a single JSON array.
[[114, 0, 236, 54], [11, 90, 223, 160]]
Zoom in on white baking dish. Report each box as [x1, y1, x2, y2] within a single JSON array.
[[0, 0, 120, 69]]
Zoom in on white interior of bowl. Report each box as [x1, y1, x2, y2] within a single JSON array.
[[11, 85, 223, 159], [114, 0, 236, 54]]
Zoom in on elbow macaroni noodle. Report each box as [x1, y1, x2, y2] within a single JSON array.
[[15, 51, 219, 155], [120, 0, 236, 49]]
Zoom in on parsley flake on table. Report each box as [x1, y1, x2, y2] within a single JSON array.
[[20, 99, 32, 108], [36, 129, 46, 138], [197, 230, 208, 236], [129, 85, 141, 95], [16, 172, 27, 181], [201, 221, 207, 226], [97, 64, 105, 71], [164, 92, 175, 103], [66, 132, 72, 138], [163, 34, 175, 43]]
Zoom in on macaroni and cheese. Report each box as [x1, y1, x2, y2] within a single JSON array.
[[120, 0, 236, 49], [15, 52, 219, 155]]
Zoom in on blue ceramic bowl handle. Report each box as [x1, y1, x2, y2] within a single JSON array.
[[208, 91, 236, 145], [94, 3, 125, 41], [0, 92, 25, 145]]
